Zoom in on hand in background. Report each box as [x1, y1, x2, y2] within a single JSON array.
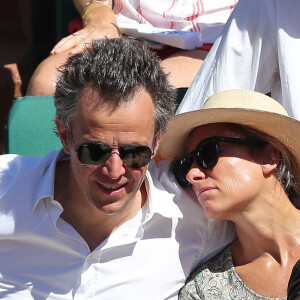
[[50, 22, 120, 55], [50, 2, 120, 56]]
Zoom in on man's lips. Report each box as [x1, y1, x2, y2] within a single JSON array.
[[97, 182, 126, 192], [101, 183, 123, 190]]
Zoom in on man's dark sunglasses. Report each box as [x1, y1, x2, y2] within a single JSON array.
[[173, 136, 267, 187], [71, 133, 154, 168]]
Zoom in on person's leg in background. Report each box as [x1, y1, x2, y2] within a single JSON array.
[[27, 47, 209, 96], [160, 49, 208, 89]]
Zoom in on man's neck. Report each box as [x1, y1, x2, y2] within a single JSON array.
[[54, 160, 147, 251]]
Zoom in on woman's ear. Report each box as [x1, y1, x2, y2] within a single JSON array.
[[55, 118, 71, 154], [261, 144, 281, 175]]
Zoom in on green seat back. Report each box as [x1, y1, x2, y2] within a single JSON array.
[[5, 96, 62, 157]]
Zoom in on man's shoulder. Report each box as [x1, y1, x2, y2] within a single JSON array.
[[148, 159, 170, 178], [0, 151, 59, 177], [146, 160, 204, 218], [147, 160, 191, 205], [148, 160, 178, 193], [147, 160, 197, 202], [0, 151, 60, 205]]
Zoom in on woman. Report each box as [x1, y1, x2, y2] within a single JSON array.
[[156, 89, 300, 299]]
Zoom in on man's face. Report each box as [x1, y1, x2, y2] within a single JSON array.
[[59, 89, 157, 217]]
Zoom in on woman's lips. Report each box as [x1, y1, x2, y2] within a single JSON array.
[[197, 186, 215, 198]]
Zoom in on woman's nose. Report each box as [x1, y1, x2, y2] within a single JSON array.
[[186, 161, 206, 185]]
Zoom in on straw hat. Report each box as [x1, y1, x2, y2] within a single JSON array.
[[156, 90, 300, 170]]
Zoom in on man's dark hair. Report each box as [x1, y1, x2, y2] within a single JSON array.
[[54, 38, 176, 142]]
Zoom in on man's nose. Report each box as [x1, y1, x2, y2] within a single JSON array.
[[102, 150, 126, 179]]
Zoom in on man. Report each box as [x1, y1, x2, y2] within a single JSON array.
[[0, 38, 234, 299]]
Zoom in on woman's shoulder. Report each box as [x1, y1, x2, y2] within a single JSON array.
[[190, 243, 233, 279], [179, 244, 287, 300], [179, 245, 233, 299]]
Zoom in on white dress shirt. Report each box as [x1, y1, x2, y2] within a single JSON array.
[[0, 150, 235, 299], [177, 0, 300, 120]]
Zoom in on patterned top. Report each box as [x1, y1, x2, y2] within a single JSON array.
[[179, 245, 287, 300], [114, 0, 238, 43]]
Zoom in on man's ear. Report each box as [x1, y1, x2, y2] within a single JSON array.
[[153, 133, 163, 156], [55, 118, 71, 154], [152, 133, 164, 164], [261, 144, 281, 176]]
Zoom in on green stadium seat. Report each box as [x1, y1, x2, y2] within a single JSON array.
[[5, 96, 62, 157]]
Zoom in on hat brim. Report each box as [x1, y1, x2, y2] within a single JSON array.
[[156, 108, 300, 171]]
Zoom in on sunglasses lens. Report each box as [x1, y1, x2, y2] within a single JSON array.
[[196, 140, 218, 170], [76, 143, 152, 168], [121, 146, 153, 168], [77, 143, 111, 166], [173, 156, 192, 187]]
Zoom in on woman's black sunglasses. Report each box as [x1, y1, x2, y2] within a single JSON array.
[[71, 133, 154, 168], [173, 136, 267, 187]]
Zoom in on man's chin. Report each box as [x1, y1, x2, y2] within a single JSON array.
[[91, 199, 130, 216]]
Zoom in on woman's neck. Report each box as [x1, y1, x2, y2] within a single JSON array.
[[231, 190, 300, 266]]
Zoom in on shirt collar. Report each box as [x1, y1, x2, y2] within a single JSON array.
[[33, 149, 67, 212]]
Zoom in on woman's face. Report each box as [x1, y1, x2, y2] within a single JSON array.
[[186, 123, 267, 220]]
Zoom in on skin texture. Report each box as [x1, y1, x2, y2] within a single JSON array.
[[185, 123, 300, 297], [55, 88, 158, 251]]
